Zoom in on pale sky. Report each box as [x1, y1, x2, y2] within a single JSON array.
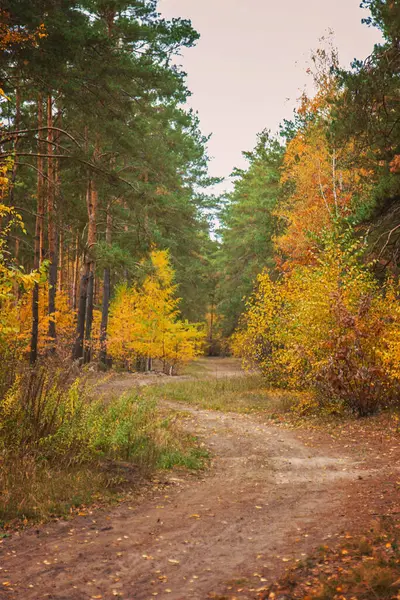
[[159, 0, 382, 192]]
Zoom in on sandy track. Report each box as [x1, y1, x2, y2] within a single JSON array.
[[0, 388, 377, 600]]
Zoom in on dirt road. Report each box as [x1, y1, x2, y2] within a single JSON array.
[[0, 361, 395, 600]]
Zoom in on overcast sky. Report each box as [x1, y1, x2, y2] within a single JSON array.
[[158, 0, 382, 192]]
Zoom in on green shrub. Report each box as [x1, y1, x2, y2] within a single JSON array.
[[0, 361, 207, 525]]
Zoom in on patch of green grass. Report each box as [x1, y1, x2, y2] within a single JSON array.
[[158, 445, 210, 470], [180, 360, 212, 378], [180, 357, 243, 379], [142, 375, 299, 415], [0, 381, 208, 528]]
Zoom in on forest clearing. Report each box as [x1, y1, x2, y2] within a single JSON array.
[[1, 0, 400, 599]]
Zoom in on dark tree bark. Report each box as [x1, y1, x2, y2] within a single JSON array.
[[30, 283, 40, 364], [47, 94, 57, 348], [73, 262, 89, 361], [99, 202, 112, 365], [83, 177, 97, 362], [9, 85, 21, 207], [84, 269, 94, 363], [72, 233, 79, 310], [99, 266, 110, 365], [73, 175, 97, 362], [30, 94, 45, 365], [58, 228, 63, 293]]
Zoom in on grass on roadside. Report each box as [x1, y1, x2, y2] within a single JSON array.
[[0, 366, 208, 529], [142, 375, 400, 429], [0, 423, 208, 528], [141, 374, 301, 416]]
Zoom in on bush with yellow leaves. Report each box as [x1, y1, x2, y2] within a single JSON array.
[[16, 284, 76, 358], [232, 236, 400, 416], [0, 200, 41, 396]]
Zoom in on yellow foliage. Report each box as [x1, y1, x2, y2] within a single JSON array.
[[232, 239, 400, 415], [0, 201, 39, 354], [108, 250, 203, 371], [4, 286, 75, 358]]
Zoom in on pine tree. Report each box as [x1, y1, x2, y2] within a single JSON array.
[[217, 131, 283, 336]]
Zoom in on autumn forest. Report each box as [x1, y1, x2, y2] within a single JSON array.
[[0, 1, 400, 598]]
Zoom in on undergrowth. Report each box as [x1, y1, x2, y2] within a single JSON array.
[[0, 363, 207, 527], [141, 374, 400, 429]]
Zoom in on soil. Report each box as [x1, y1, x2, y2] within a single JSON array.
[[0, 358, 399, 600]]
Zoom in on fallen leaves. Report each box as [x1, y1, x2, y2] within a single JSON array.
[[262, 516, 400, 600]]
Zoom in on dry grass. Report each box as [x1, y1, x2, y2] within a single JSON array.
[[0, 455, 111, 526], [142, 375, 302, 415]]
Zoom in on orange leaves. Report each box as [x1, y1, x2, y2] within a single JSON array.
[[275, 87, 372, 266], [0, 10, 46, 52], [390, 155, 400, 174], [266, 518, 400, 600]]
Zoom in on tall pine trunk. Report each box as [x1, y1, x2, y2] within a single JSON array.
[[30, 94, 45, 364], [47, 94, 57, 349], [83, 178, 97, 363], [99, 202, 112, 365], [9, 85, 21, 207], [73, 260, 90, 361], [58, 228, 63, 293], [72, 233, 79, 310], [73, 176, 97, 362], [84, 269, 94, 363]]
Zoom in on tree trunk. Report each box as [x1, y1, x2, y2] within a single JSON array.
[[30, 94, 45, 365], [13, 237, 20, 303], [99, 203, 112, 365], [9, 85, 21, 207], [72, 233, 79, 310], [208, 292, 217, 356], [84, 269, 94, 363], [47, 94, 57, 349], [58, 228, 63, 293], [73, 262, 89, 361], [99, 267, 110, 365], [55, 126, 63, 295], [83, 178, 97, 362], [73, 174, 97, 362]]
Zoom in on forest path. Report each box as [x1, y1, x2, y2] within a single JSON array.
[[0, 359, 389, 600]]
